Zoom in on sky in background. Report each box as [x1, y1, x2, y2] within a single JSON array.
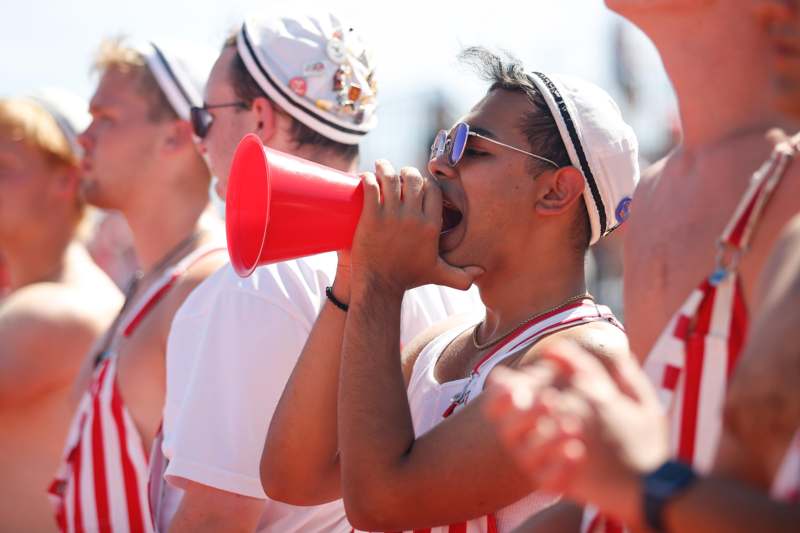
[[1, 0, 678, 167]]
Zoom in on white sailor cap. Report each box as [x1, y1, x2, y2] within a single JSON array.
[[529, 72, 640, 245], [27, 88, 90, 159], [236, 11, 378, 145], [129, 39, 212, 122]]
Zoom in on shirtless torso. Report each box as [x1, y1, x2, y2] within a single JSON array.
[[0, 244, 121, 532], [624, 131, 799, 360]]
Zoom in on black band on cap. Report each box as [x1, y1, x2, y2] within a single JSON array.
[[239, 25, 366, 138], [150, 42, 194, 110], [532, 72, 607, 236]]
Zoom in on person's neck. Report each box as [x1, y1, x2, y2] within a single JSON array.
[[4, 225, 75, 291], [122, 188, 212, 273], [294, 145, 357, 173], [647, 15, 788, 150], [475, 248, 587, 343]]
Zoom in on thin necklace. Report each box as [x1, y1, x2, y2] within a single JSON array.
[[92, 230, 203, 366], [471, 293, 594, 351]]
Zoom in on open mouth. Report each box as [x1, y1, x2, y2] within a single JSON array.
[[441, 198, 463, 234]]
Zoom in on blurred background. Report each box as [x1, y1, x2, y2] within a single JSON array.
[[1, 0, 680, 315]]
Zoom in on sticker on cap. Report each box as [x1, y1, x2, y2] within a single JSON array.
[[326, 38, 347, 64], [615, 196, 632, 224], [289, 77, 307, 97], [304, 62, 326, 77]]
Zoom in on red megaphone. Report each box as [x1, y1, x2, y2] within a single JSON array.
[[225, 134, 364, 277]]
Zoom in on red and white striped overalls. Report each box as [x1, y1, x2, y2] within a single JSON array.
[[356, 299, 622, 533], [583, 138, 800, 533], [48, 244, 225, 533]]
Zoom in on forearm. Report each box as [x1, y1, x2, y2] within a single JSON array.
[[262, 270, 349, 504], [338, 281, 413, 510], [168, 487, 262, 533], [660, 475, 799, 533], [511, 500, 583, 533]]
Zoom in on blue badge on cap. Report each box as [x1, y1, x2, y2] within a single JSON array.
[[615, 196, 632, 224]]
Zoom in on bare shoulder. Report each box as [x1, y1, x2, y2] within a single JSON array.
[[400, 313, 476, 385], [0, 281, 114, 347], [634, 155, 669, 202], [151, 248, 228, 337], [517, 319, 630, 368], [0, 280, 121, 404], [169, 248, 228, 301]]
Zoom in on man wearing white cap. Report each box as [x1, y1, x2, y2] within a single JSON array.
[[261, 47, 639, 532], [48, 38, 226, 533], [151, 11, 483, 532], [0, 90, 122, 532]]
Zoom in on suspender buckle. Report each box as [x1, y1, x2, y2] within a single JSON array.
[[712, 241, 744, 285]]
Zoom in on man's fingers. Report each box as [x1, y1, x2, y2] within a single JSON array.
[[358, 172, 381, 219], [374, 159, 401, 210], [399, 166, 425, 210]]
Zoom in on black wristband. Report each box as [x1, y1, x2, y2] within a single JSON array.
[[642, 460, 697, 532], [325, 286, 349, 312]]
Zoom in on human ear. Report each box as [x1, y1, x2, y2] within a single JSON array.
[[535, 166, 585, 216], [251, 97, 276, 144]]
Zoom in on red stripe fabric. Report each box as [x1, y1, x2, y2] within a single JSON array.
[[72, 424, 85, 533], [726, 280, 748, 379], [487, 513, 498, 533], [122, 275, 178, 337], [677, 281, 716, 463], [447, 522, 467, 533], [110, 379, 145, 533], [725, 178, 766, 247], [91, 365, 112, 531], [470, 300, 591, 374], [662, 364, 681, 391]]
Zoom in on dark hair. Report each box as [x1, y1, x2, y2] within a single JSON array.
[[222, 34, 359, 163], [460, 46, 590, 250]]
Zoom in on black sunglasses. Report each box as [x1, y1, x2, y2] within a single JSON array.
[[190, 102, 250, 139]]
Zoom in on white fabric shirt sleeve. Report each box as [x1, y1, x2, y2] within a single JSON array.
[[164, 284, 315, 499]]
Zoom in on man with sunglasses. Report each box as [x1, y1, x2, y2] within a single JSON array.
[[261, 47, 639, 532], [49, 38, 226, 533], [149, 13, 482, 533]]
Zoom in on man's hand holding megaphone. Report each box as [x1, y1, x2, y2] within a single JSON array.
[[348, 159, 484, 300]]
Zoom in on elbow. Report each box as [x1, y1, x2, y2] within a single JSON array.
[[260, 453, 337, 506], [342, 478, 402, 532]]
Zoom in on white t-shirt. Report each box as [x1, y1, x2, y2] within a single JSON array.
[[156, 253, 483, 532]]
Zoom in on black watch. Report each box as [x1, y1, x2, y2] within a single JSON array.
[[642, 460, 697, 532]]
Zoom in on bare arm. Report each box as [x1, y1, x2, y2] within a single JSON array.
[[336, 160, 542, 530], [511, 501, 583, 533], [340, 283, 539, 531], [263, 260, 466, 506], [168, 481, 262, 533], [0, 284, 108, 407], [261, 262, 351, 505], [485, 340, 799, 533], [717, 213, 800, 486]]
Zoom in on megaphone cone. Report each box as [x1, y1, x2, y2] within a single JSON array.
[[226, 134, 363, 277]]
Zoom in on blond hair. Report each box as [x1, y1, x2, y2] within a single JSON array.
[[0, 97, 95, 235], [92, 36, 177, 122], [0, 98, 77, 168]]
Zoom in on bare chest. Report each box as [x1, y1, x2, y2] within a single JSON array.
[[432, 328, 524, 384], [104, 297, 170, 451], [624, 144, 776, 357]]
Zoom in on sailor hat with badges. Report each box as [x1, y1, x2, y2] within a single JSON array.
[[236, 11, 378, 145]]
